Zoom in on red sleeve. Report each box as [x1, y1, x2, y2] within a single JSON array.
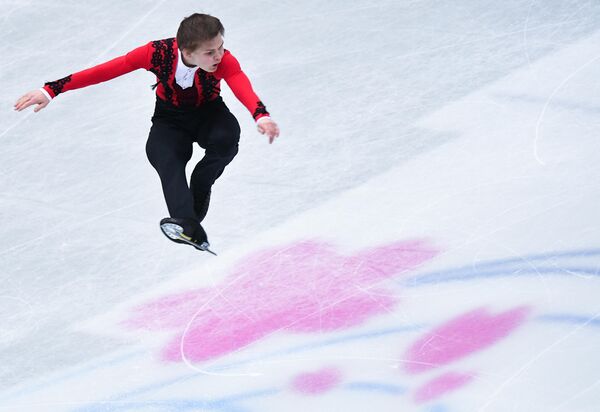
[[42, 42, 152, 98], [218, 51, 270, 121]]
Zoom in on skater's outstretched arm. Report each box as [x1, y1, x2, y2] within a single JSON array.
[[14, 43, 151, 113], [218, 51, 280, 143]]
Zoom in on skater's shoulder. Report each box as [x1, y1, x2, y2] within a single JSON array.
[[213, 50, 239, 78], [221, 48, 234, 60], [128, 38, 177, 54], [148, 37, 177, 48], [218, 49, 238, 66]]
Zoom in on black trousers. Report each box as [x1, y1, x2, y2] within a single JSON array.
[[146, 97, 240, 221]]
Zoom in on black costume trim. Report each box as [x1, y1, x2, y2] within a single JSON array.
[[253, 101, 268, 120], [149, 38, 176, 103], [44, 75, 72, 96], [197, 70, 221, 104]]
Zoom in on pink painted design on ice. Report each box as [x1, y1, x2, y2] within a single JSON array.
[[404, 306, 531, 374], [413, 372, 475, 403], [290, 367, 343, 395], [123, 240, 438, 362]]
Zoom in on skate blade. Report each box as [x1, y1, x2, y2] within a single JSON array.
[[160, 223, 217, 256], [197, 242, 218, 256]]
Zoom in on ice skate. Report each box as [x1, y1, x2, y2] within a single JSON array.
[[159, 217, 216, 255]]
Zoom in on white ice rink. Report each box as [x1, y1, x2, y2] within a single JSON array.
[[1, 1, 600, 411]]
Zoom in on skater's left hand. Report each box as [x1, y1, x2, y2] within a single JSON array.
[[257, 118, 280, 144]]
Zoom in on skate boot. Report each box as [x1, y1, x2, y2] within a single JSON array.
[[159, 217, 216, 255]]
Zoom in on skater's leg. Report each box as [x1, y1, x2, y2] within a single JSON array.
[[146, 121, 196, 220], [191, 107, 240, 220]]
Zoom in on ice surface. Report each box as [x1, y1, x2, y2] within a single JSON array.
[[1, 1, 599, 411]]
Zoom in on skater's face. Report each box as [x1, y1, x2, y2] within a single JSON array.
[[182, 34, 224, 72]]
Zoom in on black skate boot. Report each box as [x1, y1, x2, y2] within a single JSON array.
[[159, 217, 216, 255]]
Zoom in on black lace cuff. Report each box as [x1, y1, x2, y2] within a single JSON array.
[[253, 101, 269, 119], [44, 75, 72, 96]]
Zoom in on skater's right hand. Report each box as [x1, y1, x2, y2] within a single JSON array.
[[14, 90, 50, 112]]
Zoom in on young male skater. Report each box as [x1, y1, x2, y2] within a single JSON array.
[[14, 13, 280, 253]]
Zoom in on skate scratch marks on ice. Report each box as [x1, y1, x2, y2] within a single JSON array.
[[403, 307, 530, 403], [290, 367, 343, 395], [404, 306, 531, 374], [413, 372, 475, 403], [123, 240, 439, 362]]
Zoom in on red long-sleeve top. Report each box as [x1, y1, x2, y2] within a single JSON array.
[[42, 38, 269, 121]]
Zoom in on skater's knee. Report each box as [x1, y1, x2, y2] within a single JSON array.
[[211, 134, 239, 161], [221, 140, 239, 160], [208, 114, 240, 156], [146, 140, 192, 170]]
